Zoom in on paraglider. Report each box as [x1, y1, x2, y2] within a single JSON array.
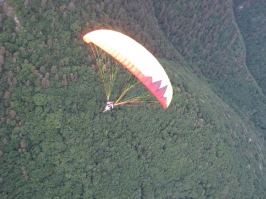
[[103, 101, 114, 113], [83, 29, 173, 112]]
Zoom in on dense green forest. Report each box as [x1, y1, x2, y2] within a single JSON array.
[[0, 0, 265, 198]]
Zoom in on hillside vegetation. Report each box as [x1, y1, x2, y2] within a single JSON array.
[[0, 0, 265, 198], [233, 0, 266, 97]]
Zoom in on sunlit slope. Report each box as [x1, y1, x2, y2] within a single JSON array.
[[160, 59, 266, 198], [1, 57, 265, 198]]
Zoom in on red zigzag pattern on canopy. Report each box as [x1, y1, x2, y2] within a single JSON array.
[[142, 76, 168, 108]]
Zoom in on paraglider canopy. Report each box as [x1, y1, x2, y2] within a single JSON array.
[[83, 29, 173, 109]]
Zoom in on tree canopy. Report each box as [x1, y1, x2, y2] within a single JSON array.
[[0, 0, 266, 198]]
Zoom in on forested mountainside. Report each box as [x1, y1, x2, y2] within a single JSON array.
[[233, 0, 266, 95], [153, 0, 266, 134], [0, 0, 265, 198]]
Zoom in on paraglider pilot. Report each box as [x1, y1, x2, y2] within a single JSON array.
[[103, 101, 114, 113]]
